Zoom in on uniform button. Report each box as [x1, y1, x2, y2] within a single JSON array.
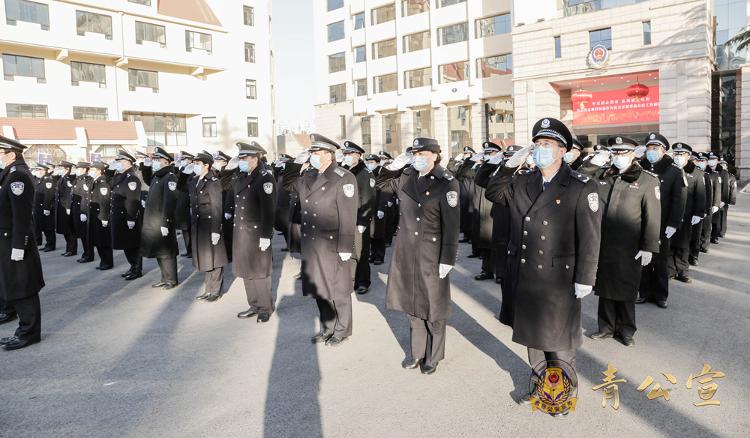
[[313, 213, 317, 217], [521, 258, 526, 264], [432, 237, 436, 241], [304, 211, 308, 214], [537, 265, 543, 269], [236, 195, 239, 198], [565, 265, 570, 269], [507, 250, 511, 255], [539, 250, 544, 255], [414, 232, 419, 236], [417, 203, 421, 207], [329, 235, 333, 239], [522, 244, 526, 249], [416, 217, 420, 221], [322, 187, 325, 190], [525, 216, 530, 222], [312, 225, 315, 229], [543, 220, 548, 225], [254, 225, 257, 229], [425, 191, 430, 196], [541, 235, 546, 240], [305, 200, 309, 203], [241, 207, 245, 210], [523, 231, 528, 236], [303, 233, 307, 237], [303, 222, 307, 226]]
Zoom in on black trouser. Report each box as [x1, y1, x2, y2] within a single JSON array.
[[408, 315, 446, 367], [480, 248, 493, 275], [527, 348, 577, 390], [354, 232, 371, 289], [0, 298, 14, 317], [699, 213, 713, 251], [689, 223, 703, 259], [720, 205, 729, 237], [711, 215, 722, 240], [94, 234, 113, 267], [156, 255, 178, 285], [316, 296, 352, 338], [124, 247, 142, 274], [80, 234, 94, 260], [640, 239, 670, 303], [370, 238, 386, 262], [35, 222, 43, 245], [204, 267, 224, 295], [597, 297, 636, 339], [63, 232, 77, 254], [181, 228, 191, 254], [42, 230, 56, 249], [668, 246, 690, 277], [7, 294, 41, 341], [243, 277, 273, 314]]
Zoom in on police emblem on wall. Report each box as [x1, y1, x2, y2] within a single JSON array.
[[343, 184, 355, 198], [10, 182, 24, 196], [587, 44, 610, 69], [587, 193, 599, 212], [263, 182, 274, 194], [168, 181, 177, 191], [446, 191, 458, 208], [128, 182, 137, 191]]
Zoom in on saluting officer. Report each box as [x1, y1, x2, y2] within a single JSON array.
[[140, 147, 179, 290], [33, 164, 56, 251], [689, 153, 713, 265], [87, 162, 114, 270], [71, 162, 94, 263], [375, 138, 460, 375], [231, 142, 276, 322], [175, 152, 194, 258], [709, 155, 731, 243], [295, 134, 358, 346], [0, 136, 45, 350], [212, 150, 236, 261], [579, 136, 661, 347], [471, 142, 503, 281], [563, 138, 587, 170], [272, 154, 293, 251], [485, 118, 602, 410], [110, 150, 143, 280], [56, 161, 78, 257], [452, 147, 476, 244], [341, 141, 376, 295], [637, 133, 687, 309]]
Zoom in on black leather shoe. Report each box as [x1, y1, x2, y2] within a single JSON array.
[[0, 336, 18, 345], [281, 247, 289, 252], [2, 336, 40, 351], [517, 393, 532, 405], [402, 358, 423, 369], [63, 252, 77, 257], [674, 274, 692, 283], [635, 297, 648, 304], [688, 256, 699, 266], [356, 286, 369, 295], [204, 294, 221, 302], [459, 238, 471, 243], [373, 260, 384, 266], [420, 361, 438, 375], [237, 307, 258, 318], [311, 330, 333, 344], [195, 293, 210, 301], [615, 335, 635, 347], [121, 270, 133, 278], [43, 247, 55, 252], [656, 300, 667, 309], [474, 272, 494, 281], [325, 336, 348, 347], [125, 272, 142, 281], [152, 282, 167, 288], [163, 283, 177, 290], [495, 277, 503, 284], [77, 258, 94, 263], [257, 313, 271, 323], [699, 248, 709, 254], [0, 312, 18, 325], [97, 265, 113, 271], [589, 331, 614, 340], [710, 238, 719, 244]]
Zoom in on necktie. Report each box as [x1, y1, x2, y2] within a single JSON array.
[[543, 181, 550, 191]]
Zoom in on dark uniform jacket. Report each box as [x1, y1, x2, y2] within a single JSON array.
[[230, 166, 276, 279], [347, 160, 376, 259], [486, 163, 602, 351], [712, 165, 731, 234], [376, 165, 460, 322], [34, 174, 56, 231], [273, 163, 291, 238], [140, 166, 178, 258], [472, 162, 500, 248], [639, 155, 687, 236], [89, 175, 112, 247], [579, 161, 661, 301], [71, 174, 93, 238], [371, 166, 397, 242], [56, 173, 76, 234], [454, 158, 476, 229], [110, 167, 142, 250], [181, 171, 228, 272], [673, 162, 706, 249], [0, 159, 45, 300]]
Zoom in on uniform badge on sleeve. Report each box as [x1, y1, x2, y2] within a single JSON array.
[[83, 184, 89, 191], [263, 182, 274, 194], [168, 181, 177, 191], [587, 192, 599, 212], [10, 182, 24, 196], [45, 182, 52, 189], [128, 182, 137, 191], [447, 191, 458, 208], [67, 181, 73, 187], [343, 184, 355, 198], [100, 187, 108, 196], [655, 186, 661, 200], [370, 178, 375, 188]]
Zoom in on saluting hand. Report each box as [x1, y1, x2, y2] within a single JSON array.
[[505, 144, 533, 168]]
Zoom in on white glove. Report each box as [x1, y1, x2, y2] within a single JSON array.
[[226, 157, 239, 171], [387, 201, 393, 207], [224, 213, 232, 220], [590, 151, 612, 167], [66, 209, 71, 215], [294, 151, 311, 164], [143, 158, 152, 167], [127, 220, 135, 229], [665, 226, 677, 239], [11, 248, 24, 261], [141, 200, 146, 208], [377, 210, 384, 219], [160, 226, 168, 237], [259, 238, 271, 252], [101, 220, 108, 227], [387, 153, 411, 171], [635, 250, 653, 266], [43, 210, 50, 216], [339, 252, 352, 261], [211, 233, 220, 245], [711, 206, 719, 214], [720, 202, 726, 208], [691, 215, 702, 225], [438, 264, 453, 279], [574, 283, 593, 299], [182, 164, 194, 175], [80, 214, 87, 222], [357, 225, 366, 234], [505, 144, 533, 168], [470, 153, 484, 163], [488, 154, 503, 165]]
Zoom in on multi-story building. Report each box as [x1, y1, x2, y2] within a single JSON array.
[[0, 0, 274, 162], [313, 0, 515, 158]]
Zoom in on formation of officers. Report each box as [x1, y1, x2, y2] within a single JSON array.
[[0, 120, 739, 406]]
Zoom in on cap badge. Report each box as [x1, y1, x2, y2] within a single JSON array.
[[650, 134, 656, 140], [541, 119, 551, 128], [413, 139, 419, 146]]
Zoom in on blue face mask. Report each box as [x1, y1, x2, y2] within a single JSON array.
[[413, 156, 430, 171], [646, 150, 661, 163], [238, 160, 250, 173], [613, 155, 632, 170], [111, 162, 123, 173], [564, 152, 576, 163], [366, 163, 377, 172], [309, 155, 322, 170], [343, 155, 354, 167], [696, 161, 707, 170], [533, 147, 556, 169], [152, 161, 162, 172]]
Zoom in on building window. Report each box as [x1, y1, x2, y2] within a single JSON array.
[[439, 61, 468, 83], [413, 109, 432, 138], [128, 69, 158, 92], [329, 83, 347, 103], [2, 54, 45, 83], [477, 54, 512, 78], [374, 73, 397, 94], [329, 52, 346, 73], [327, 0, 344, 11], [71, 61, 106, 87], [361, 116, 371, 147], [448, 105, 472, 156], [247, 117, 259, 137], [438, 0, 466, 7], [129, 0, 151, 5], [355, 79, 367, 96], [328, 21, 345, 42], [245, 42, 255, 62], [246, 79, 257, 99], [564, 0, 648, 17], [202, 117, 218, 137], [352, 12, 365, 30], [243, 5, 254, 26], [123, 112, 187, 146], [6, 103, 47, 119], [476, 13, 511, 38], [402, 0, 429, 17], [403, 30, 430, 53], [643, 21, 651, 45], [372, 3, 396, 25], [73, 106, 108, 121], [4, 0, 49, 30], [438, 22, 468, 46], [404, 67, 431, 89], [383, 112, 400, 154], [76, 10, 112, 39], [372, 38, 397, 59], [354, 45, 366, 63], [135, 21, 166, 46], [186, 30, 212, 53], [554, 35, 561, 58], [589, 27, 612, 50], [486, 97, 514, 143], [339, 115, 346, 139]]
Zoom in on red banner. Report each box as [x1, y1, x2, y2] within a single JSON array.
[[572, 86, 659, 127]]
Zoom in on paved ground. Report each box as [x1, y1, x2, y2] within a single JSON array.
[[2, 195, 749, 438]]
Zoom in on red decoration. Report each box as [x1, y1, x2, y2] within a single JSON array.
[[626, 82, 650, 100]]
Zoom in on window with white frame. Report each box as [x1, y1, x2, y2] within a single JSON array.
[[2, 54, 45, 83], [71, 61, 106, 87], [135, 21, 166, 46], [128, 69, 158, 92], [202, 117, 218, 137], [4, 0, 49, 30], [186, 30, 212, 54], [6, 103, 47, 118], [76, 10, 112, 39]]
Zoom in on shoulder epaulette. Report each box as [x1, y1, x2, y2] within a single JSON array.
[[334, 168, 345, 177], [643, 170, 658, 178], [444, 173, 454, 181], [570, 171, 590, 183]]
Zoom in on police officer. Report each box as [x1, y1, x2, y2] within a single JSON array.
[[451, 147, 476, 244], [689, 153, 713, 265], [366, 154, 386, 265], [471, 142, 503, 281], [71, 162, 94, 263], [637, 133, 687, 309], [33, 164, 56, 251], [87, 162, 114, 270], [579, 136, 661, 347], [375, 138, 460, 374], [175, 152, 194, 258], [140, 147, 179, 289], [56, 161, 77, 257], [294, 134, 358, 346], [668, 144, 706, 283], [272, 154, 293, 251], [0, 136, 45, 350], [709, 155, 730, 243], [212, 150, 236, 261], [698, 152, 722, 254], [110, 150, 143, 280], [232, 142, 276, 322], [564, 138, 587, 170], [484, 118, 602, 410], [341, 141, 376, 295]]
